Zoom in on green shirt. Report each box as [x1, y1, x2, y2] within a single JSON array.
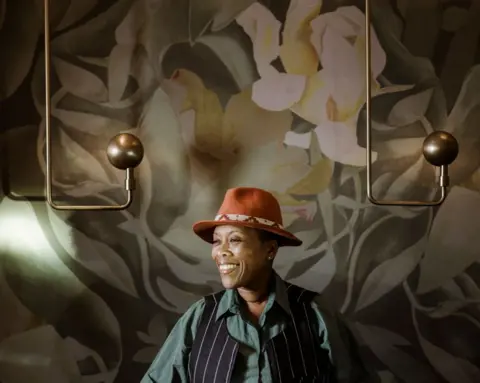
[[142, 273, 367, 382]]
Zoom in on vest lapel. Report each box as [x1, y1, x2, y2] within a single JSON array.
[[189, 291, 239, 383]]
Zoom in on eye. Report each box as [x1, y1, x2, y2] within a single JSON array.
[[230, 237, 241, 243], [212, 239, 220, 245]]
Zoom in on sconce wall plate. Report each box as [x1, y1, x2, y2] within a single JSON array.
[[43, 0, 144, 210], [364, 0, 459, 206]]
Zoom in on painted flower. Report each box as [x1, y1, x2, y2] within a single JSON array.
[[162, 64, 333, 228], [235, 1, 387, 166]]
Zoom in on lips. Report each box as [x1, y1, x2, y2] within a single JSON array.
[[218, 263, 239, 275]]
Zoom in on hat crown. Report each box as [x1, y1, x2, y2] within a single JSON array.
[[217, 187, 283, 226]]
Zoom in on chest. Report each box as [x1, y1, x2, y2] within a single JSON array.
[[188, 303, 334, 383]]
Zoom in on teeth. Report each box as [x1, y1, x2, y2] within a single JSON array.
[[219, 264, 237, 271]]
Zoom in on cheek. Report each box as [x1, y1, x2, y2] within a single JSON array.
[[237, 249, 265, 270]]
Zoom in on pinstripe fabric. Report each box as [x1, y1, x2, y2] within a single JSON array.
[[266, 283, 335, 382], [188, 284, 335, 383]]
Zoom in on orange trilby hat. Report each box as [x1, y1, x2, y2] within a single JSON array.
[[192, 187, 302, 247]]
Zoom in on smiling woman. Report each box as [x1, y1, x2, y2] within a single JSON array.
[[142, 187, 369, 383]]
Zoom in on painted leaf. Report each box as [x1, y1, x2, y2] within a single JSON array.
[[133, 346, 159, 364], [64, 336, 111, 379], [377, 370, 398, 383], [147, 313, 168, 343], [0, 199, 122, 372], [138, 87, 190, 236], [333, 196, 365, 210], [156, 277, 200, 314], [387, 88, 434, 126], [0, 0, 41, 100], [53, 108, 132, 137], [57, 130, 114, 195], [373, 2, 438, 85], [211, 0, 256, 31], [0, 325, 81, 382], [356, 323, 439, 383], [287, 157, 333, 196], [51, 0, 133, 57], [188, 0, 224, 41], [285, 253, 323, 280], [56, 0, 98, 31], [356, 237, 426, 311], [426, 299, 480, 319], [417, 187, 480, 294], [287, 247, 336, 293], [108, 44, 135, 102], [48, 208, 139, 298], [456, 273, 480, 299], [380, 137, 424, 159], [197, 34, 257, 90], [382, 155, 424, 201], [419, 334, 480, 383], [53, 58, 108, 102]]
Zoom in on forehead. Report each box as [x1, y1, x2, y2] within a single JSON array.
[[213, 225, 258, 237]]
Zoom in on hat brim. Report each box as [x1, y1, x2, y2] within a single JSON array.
[[192, 220, 303, 247]]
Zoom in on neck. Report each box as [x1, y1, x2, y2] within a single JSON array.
[[237, 269, 274, 304]]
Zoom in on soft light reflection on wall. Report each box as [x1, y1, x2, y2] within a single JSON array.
[[0, 199, 83, 382], [0, 199, 55, 258]]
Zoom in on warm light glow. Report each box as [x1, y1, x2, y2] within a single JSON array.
[[0, 199, 59, 260]]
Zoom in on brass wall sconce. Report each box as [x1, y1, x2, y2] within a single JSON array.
[[364, 0, 459, 206], [43, 0, 144, 210]]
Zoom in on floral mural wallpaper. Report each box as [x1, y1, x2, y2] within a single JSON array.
[[1, 0, 480, 382]]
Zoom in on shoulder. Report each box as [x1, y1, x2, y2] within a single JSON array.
[[179, 289, 226, 317], [173, 297, 207, 330]]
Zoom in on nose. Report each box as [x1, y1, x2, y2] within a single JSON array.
[[217, 242, 231, 258]]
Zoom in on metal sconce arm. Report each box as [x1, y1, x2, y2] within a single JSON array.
[[43, 0, 144, 211], [364, 0, 459, 206]]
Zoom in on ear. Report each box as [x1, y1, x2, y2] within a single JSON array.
[[266, 240, 278, 261]]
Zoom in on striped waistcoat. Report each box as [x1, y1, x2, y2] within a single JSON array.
[[188, 284, 335, 383]]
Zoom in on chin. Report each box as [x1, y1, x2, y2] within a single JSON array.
[[220, 278, 238, 290]]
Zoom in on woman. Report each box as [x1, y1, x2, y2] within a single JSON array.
[[142, 187, 368, 382]]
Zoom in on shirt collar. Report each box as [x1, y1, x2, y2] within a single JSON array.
[[216, 271, 291, 321]]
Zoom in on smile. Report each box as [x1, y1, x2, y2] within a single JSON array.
[[218, 264, 238, 274]]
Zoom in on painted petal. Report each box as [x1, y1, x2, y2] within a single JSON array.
[[280, 0, 322, 75], [236, 2, 281, 77], [223, 87, 293, 149], [291, 70, 329, 125], [310, 11, 356, 48], [336, 6, 386, 77], [252, 72, 307, 111], [314, 120, 377, 166], [228, 141, 311, 194], [320, 27, 364, 111], [171, 69, 237, 159], [310, 12, 356, 59]]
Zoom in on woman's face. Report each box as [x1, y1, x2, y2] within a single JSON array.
[[212, 225, 276, 290]]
